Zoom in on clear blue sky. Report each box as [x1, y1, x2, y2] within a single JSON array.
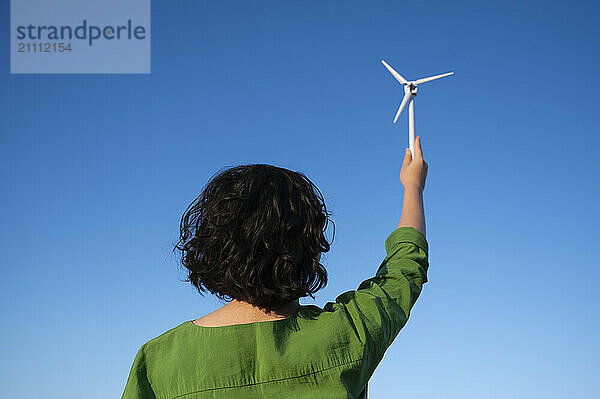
[[1, 1, 599, 397]]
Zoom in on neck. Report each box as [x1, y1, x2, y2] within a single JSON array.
[[193, 298, 301, 327], [227, 299, 300, 318]]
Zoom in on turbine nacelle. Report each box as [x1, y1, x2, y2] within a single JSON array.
[[405, 84, 418, 96]]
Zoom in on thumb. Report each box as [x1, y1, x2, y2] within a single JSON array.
[[402, 147, 412, 168]]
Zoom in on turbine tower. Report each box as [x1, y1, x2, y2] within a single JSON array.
[[381, 60, 453, 159]]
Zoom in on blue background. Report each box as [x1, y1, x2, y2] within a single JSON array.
[[1, 1, 599, 397]]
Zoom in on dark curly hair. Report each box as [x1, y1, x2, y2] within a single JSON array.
[[174, 164, 334, 310]]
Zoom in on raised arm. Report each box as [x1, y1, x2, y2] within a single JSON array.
[[359, 136, 428, 349], [398, 136, 427, 235], [322, 137, 430, 395]]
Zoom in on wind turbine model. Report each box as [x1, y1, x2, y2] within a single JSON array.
[[381, 60, 453, 158]]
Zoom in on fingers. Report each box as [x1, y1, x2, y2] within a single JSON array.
[[402, 147, 412, 168], [414, 136, 423, 159]]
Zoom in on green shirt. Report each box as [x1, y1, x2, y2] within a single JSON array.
[[122, 227, 429, 399]]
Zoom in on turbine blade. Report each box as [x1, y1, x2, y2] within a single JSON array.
[[415, 72, 454, 84], [381, 60, 408, 85], [393, 93, 411, 123]]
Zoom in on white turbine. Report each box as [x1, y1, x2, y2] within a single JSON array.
[[381, 60, 453, 159]]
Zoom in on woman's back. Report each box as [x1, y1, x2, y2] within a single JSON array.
[[122, 227, 429, 399]]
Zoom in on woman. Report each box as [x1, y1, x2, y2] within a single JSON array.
[[122, 137, 429, 399]]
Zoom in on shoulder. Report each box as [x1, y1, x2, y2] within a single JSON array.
[[139, 321, 191, 356]]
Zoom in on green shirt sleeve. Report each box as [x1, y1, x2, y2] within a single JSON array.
[[324, 226, 429, 358], [121, 345, 157, 399]]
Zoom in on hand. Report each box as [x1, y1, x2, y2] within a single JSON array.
[[400, 136, 428, 193]]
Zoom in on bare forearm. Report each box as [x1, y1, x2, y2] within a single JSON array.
[[397, 136, 427, 236], [397, 188, 425, 236]]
